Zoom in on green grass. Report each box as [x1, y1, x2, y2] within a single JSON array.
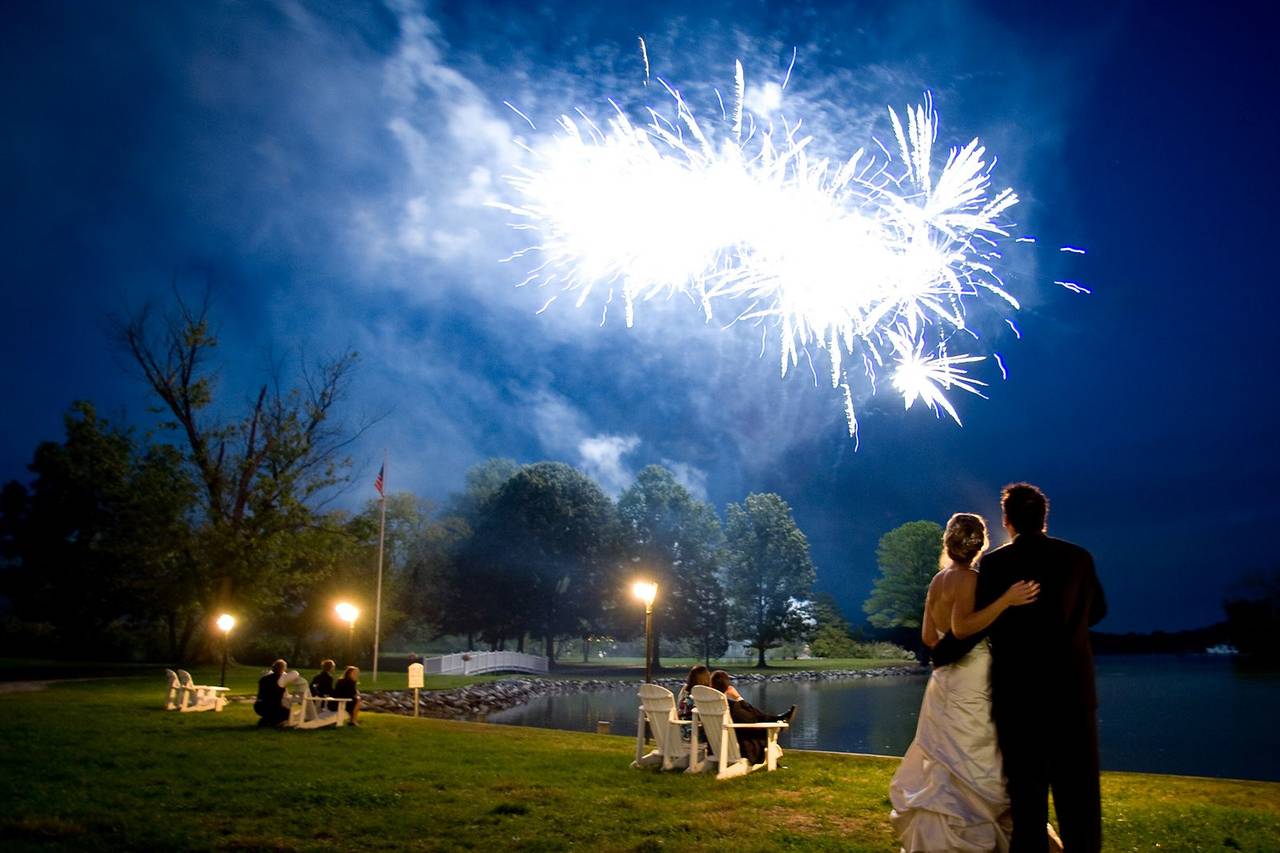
[[0, 675, 1276, 851], [0, 657, 167, 681]]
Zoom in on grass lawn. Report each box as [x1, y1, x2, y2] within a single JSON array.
[[2, 672, 1276, 852]]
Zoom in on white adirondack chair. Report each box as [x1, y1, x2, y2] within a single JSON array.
[[174, 669, 229, 712], [631, 683, 700, 771], [282, 672, 352, 730], [689, 685, 787, 780], [164, 669, 186, 710]]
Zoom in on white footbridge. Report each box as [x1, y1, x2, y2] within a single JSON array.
[[422, 651, 549, 676]]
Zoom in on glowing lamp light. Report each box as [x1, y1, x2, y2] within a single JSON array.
[[632, 581, 658, 610], [335, 602, 360, 625], [633, 580, 659, 683], [215, 613, 236, 687]]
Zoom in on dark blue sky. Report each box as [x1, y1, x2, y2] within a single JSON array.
[[3, 1, 1277, 632]]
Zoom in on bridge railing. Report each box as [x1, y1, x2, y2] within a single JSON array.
[[421, 651, 549, 675]]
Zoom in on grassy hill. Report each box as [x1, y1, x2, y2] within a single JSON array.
[[0, 668, 1276, 851]]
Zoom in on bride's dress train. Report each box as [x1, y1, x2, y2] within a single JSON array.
[[890, 637, 1012, 852]]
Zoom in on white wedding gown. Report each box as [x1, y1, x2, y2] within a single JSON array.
[[889, 635, 1012, 852]]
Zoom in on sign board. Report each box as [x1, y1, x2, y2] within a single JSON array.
[[407, 662, 424, 689]]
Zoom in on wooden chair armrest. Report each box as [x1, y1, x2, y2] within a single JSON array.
[[724, 721, 789, 729], [303, 696, 353, 704]]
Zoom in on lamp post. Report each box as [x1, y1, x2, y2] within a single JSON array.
[[215, 613, 236, 688], [632, 581, 658, 683], [335, 602, 359, 664]]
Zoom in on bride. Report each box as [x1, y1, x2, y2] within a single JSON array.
[[889, 513, 1040, 852]]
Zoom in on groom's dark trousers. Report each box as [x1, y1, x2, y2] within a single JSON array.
[[975, 532, 1107, 853]]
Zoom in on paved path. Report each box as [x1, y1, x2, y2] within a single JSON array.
[[0, 677, 119, 695]]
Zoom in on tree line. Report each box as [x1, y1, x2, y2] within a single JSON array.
[[0, 294, 831, 667], [413, 460, 817, 666]]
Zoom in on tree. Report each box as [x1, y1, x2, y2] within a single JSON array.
[[346, 492, 433, 641], [399, 509, 470, 643], [1223, 569, 1280, 656], [0, 403, 200, 658], [809, 593, 861, 658], [680, 499, 730, 666], [117, 291, 370, 656], [722, 493, 816, 667], [454, 462, 617, 660], [431, 458, 522, 649], [863, 521, 943, 630], [447, 458, 522, 522], [617, 465, 726, 667]]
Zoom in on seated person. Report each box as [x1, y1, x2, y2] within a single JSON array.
[[310, 659, 336, 710], [709, 670, 796, 765], [254, 659, 292, 727], [333, 665, 361, 725], [677, 664, 712, 742]]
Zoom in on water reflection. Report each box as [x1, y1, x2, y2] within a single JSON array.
[[485, 657, 1280, 781]]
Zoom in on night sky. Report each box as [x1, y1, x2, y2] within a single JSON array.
[[4, 1, 1277, 633]]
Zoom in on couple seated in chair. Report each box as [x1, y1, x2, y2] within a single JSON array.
[[253, 659, 362, 727], [676, 664, 796, 765], [308, 660, 362, 724]]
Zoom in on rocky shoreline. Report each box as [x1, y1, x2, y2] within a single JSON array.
[[356, 665, 927, 720]]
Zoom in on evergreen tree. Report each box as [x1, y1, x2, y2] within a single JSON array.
[[809, 593, 860, 658]]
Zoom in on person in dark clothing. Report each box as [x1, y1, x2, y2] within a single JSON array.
[[676, 665, 711, 743], [310, 659, 336, 711], [958, 483, 1107, 853], [254, 659, 291, 727], [333, 665, 361, 725], [709, 670, 795, 765]]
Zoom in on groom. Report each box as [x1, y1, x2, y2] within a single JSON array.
[[934, 483, 1107, 852]]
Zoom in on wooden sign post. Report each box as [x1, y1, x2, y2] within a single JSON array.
[[407, 662, 424, 718]]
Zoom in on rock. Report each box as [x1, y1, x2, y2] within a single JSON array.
[[356, 664, 925, 719]]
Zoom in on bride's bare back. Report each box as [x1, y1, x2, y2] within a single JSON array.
[[925, 567, 971, 638], [923, 563, 1039, 647]]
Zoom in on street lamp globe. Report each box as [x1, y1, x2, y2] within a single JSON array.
[[632, 580, 658, 684], [335, 602, 359, 625], [215, 613, 236, 687], [632, 581, 657, 610]]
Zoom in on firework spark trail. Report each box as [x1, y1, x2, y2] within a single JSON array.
[[494, 62, 1076, 439]]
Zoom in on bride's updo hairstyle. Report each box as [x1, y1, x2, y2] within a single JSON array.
[[942, 513, 988, 568]]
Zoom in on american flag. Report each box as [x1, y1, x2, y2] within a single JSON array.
[[374, 462, 385, 497]]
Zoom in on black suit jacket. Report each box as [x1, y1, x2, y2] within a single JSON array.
[[255, 673, 285, 707], [975, 532, 1107, 712], [310, 671, 334, 697]]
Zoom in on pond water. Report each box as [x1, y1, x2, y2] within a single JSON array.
[[487, 655, 1280, 781]]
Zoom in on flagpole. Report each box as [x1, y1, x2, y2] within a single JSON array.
[[373, 451, 386, 684]]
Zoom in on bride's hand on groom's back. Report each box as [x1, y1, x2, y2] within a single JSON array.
[[1001, 580, 1040, 608]]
